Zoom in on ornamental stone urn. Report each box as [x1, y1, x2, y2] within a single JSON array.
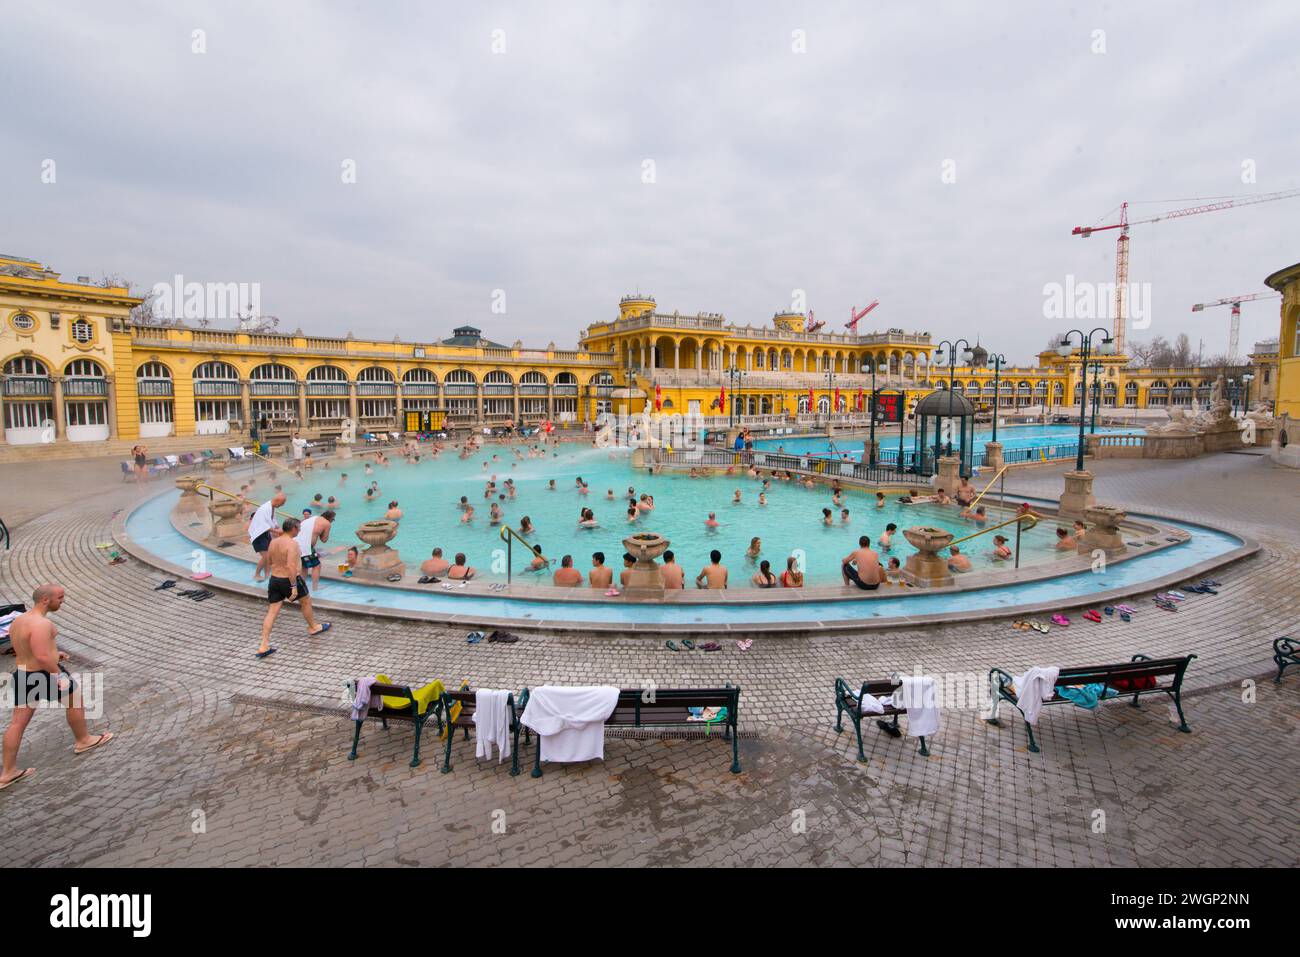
[[207, 498, 244, 543], [354, 519, 403, 578], [1079, 505, 1128, 556], [208, 456, 230, 475], [900, 525, 955, 588], [621, 531, 669, 595], [174, 476, 205, 513]]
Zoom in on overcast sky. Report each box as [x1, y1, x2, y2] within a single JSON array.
[[3, 1, 1297, 363]]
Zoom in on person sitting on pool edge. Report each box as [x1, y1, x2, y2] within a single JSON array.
[[421, 547, 450, 577], [947, 544, 972, 572], [447, 553, 475, 580], [660, 551, 685, 589], [588, 552, 613, 589], [553, 554, 583, 587], [619, 553, 636, 587], [780, 555, 803, 588], [751, 559, 777, 588], [841, 536, 884, 590], [695, 550, 728, 589]]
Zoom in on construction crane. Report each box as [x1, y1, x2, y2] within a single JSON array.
[[846, 299, 879, 333], [1072, 188, 1300, 354], [805, 308, 824, 333], [1191, 292, 1283, 362]]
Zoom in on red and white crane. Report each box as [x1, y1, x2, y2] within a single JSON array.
[[1191, 292, 1283, 362], [1072, 188, 1300, 354], [846, 299, 879, 333]]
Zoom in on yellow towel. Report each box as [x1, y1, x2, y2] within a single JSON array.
[[439, 679, 471, 739], [375, 674, 444, 715]]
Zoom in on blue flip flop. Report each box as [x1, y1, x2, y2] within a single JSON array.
[[311, 622, 332, 636], [255, 647, 277, 659]]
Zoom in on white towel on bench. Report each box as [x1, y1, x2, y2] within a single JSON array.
[[473, 689, 512, 763], [522, 685, 619, 763], [1012, 666, 1061, 725], [891, 675, 940, 738]]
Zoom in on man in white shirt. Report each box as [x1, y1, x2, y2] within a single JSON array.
[[291, 432, 308, 464], [294, 508, 334, 589], [248, 491, 286, 581]]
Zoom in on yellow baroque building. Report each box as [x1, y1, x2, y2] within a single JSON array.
[[1265, 260, 1300, 420], [0, 253, 1280, 453]]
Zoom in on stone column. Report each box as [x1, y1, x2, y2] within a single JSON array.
[[0, 382, 7, 444], [106, 375, 119, 439], [934, 454, 961, 493], [673, 341, 680, 370], [984, 441, 1004, 471], [297, 384, 308, 430], [51, 376, 64, 438], [1058, 469, 1096, 519], [395, 388, 405, 430], [239, 381, 252, 429]]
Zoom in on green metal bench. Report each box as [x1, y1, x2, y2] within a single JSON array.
[[986, 653, 1197, 753], [528, 686, 742, 778], [345, 679, 444, 769], [834, 677, 930, 759], [1273, 637, 1300, 682], [440, 687, 531, 776]]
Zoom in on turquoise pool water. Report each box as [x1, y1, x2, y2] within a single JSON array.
[[168, 445, 1083, 585], [125, 449, 1243, 626], [756, 424, 1142, 460]]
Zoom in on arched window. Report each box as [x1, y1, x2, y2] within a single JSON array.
[[136, 361, 173, 397], [195, 361, 239, 381], [250, 362, 295, 381], [357, 366, 394, 382], [306, 365, 348, 381]]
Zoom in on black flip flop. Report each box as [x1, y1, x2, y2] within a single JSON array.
[[255, 647, 277, 659], [154, 580, 177, 591]]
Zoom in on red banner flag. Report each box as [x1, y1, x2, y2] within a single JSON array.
[[834, 387, 840, 411], [719, 384, 726, 412], [808, 388, 814, 410], [654, 382, 662, 411]]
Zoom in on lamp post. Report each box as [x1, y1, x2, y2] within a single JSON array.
[[1057, 328, 1116, 472], [987, 352, 1007, 443], [725, 364, 746, 427], [825, 362, 836, 425], [1088, 361, 1104, 433], [1242, 372, 1255, 415], [868, 357, 878, 467], [934, 338, 974, 464]]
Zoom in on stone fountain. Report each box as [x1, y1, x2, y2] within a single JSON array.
[[175, 475, 206, 514], [207, 498, 244, 543], [900, 526, 955, 588], [353, 519, 404, 579], [621, 531, 669, 596], [1078, 505, 1128, 556]]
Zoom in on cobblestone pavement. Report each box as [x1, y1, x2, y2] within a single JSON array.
[[0, 452, 1296, 866]]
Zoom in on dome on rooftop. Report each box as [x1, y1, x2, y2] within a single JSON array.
[[914, 389, 975, 418]]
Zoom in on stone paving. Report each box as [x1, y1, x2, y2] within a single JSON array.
[[0, 452, 1296, 866]]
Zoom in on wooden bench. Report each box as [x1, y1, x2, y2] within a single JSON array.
[[1273, 637, 1300, 682], [528, 686, 742, 778], [986, 654, 1197, 753], [345, 679, 444, 769], [440, 687, 531, 776], [834, 677, 931, 759]]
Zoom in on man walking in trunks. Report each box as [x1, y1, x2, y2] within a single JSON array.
[[1, 583, 113, 792], [256, 517, 331, 659], [248, 490, 286, 581]]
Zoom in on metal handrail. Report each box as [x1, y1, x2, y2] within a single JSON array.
[[244, 448, 303, 477], [947, 510, 1039, 548], [498, 525, 548, 585], [193, 482, 295, 519], [967, 464, 1009, 509]]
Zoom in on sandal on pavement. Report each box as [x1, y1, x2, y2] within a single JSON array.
[[0, 768, 36, 791], [74, 732, 114, 756]]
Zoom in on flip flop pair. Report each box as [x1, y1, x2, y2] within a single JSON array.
[[1083, 609, 1102, 623], [1051, 613, 1070, 627], [736, 639, 753, 651]]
